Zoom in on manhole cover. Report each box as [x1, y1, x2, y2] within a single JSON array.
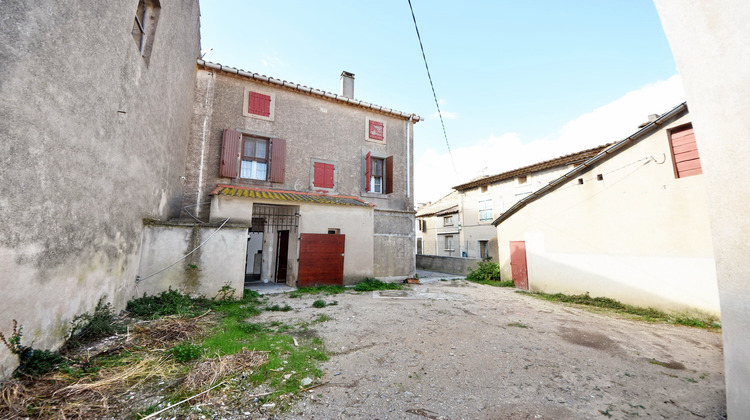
[[377, 290, 409, 298]]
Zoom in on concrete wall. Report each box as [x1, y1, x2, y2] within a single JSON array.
[[416, 255, 481, 276], [458, 165, 575, 259], [653, 1, 750, 415], [137, 223, 247, 298], [374, 210, 416, 281], [210, 195, 375, 285], [497, 113, 720, 315], [0, 1, 200, 378]]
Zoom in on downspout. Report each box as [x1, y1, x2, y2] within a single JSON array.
[[196, 71, 215, 218], [406, 115, 413, 200]]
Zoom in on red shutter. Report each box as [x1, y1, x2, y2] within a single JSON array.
[[248, 92, 271, 117], [220, 129, 241, 178], [369, 120, 384, 140], [385, 155, 394, 194], [365, 152, 371, 192], [269, 138, 286, 183], [313, 162, 334, 188], [670, 127, 702, 178]]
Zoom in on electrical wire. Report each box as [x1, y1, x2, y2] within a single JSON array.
[[407, 0, 458, 176], [136, 218, 231, 283]]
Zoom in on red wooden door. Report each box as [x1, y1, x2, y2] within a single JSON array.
[[509, 241, 529, 290], [298, 234, 345, 286]]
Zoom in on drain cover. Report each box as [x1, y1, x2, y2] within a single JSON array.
[[377, 290, 409, 298]]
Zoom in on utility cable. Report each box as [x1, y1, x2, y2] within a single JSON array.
[[407, 0, 458, 177], [136, 218, 231, 283]]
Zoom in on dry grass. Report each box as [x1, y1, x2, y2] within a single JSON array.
[[130, 314, 209, 347], [184, 350, 268, 390]]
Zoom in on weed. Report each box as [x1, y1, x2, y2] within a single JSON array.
[[1, 320, 66, 378], [213, 284, 236, 301], [440, 279, 448, 282], [518, 291, 720, 329], [265, 304, 293, 312], [684, 377, 698, 383], [65, 298, 125, 349], [238, 322, 268, 334], [466, 260, 502, 283], [170, 342, 202, 363], [353, 278, 402, 292], [126, 288, 211, 318], [312, 314, 332, 323], [600, 408, 613, 417], [289, 285, 346, 298], [507, 322, 529, 328], [312, 300, 326, 308], [471, 279, 515, 287]]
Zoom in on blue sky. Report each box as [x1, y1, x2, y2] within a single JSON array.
[[199, 1, 684, 203]]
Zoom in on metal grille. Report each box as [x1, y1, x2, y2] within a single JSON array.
[[252, 204, 298, 230]]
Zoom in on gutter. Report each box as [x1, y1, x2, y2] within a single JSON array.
[[198, 60, 423, 122], [492, 101, 689, 226]]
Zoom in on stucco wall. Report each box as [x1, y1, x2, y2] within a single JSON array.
[[416, 255, 481, 276], [0, 1, 201, 379], [497, 113, 720, 315], [210, 195, 375, 285], [374, 210, 416, 280], [137, 223, 247, 298], [653, 1, 750, 415]]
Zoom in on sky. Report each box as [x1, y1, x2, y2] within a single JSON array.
[[199, 1, 685, 204]]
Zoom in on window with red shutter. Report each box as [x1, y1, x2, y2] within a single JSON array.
[[243, 88, 275, 121], [313, 162, 335, 189], [669, 124, 702, 178], [364, 154, 394, 194]]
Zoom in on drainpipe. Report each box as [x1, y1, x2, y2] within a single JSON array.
[[196, 72, 215, 218], [406, 115, 413, 200]]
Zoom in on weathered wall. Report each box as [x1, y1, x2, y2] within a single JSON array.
[[458, 165, 574, 259], [374, 209, 416, 281], [653, 1, 750, 415], [137, 223, 247, 298], [0, 1, 201, 378], [497, 113, 720, 315], [209, 195, 375, 285], [416, 255, 481, 276]]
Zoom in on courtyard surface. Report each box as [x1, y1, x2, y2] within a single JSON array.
[[257, 279, 725, 419]]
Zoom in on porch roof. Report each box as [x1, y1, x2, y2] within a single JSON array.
[[210, 185, 374, 207]]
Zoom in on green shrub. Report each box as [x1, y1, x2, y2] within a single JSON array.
[[354, 278, 402, 292], [466, 261, 501, 283], [312, 300, 326, 308], [265, 304, 292, 312], [1, 320, 65, 378], [238, 322, 268, 334], [170, 342, 202, 362], [126, 288, 213, 318], [289, 285, 346, 298], [65, 298, 125, 349]]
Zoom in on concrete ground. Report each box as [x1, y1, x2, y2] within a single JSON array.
[[253, 279, 725, 419]]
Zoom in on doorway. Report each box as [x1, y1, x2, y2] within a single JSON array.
[[509, 241, 528, 290], [275, 230, 289, 283]]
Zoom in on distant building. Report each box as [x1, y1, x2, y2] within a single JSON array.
[[415, 192, 459, 257]]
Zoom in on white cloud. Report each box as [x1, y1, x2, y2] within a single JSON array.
[[414, 74, 686, 203], [260, 51, 284, 67], [430, 110, 458, 120]]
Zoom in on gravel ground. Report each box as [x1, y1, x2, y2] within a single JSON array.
[[255, 279, 725, 420]]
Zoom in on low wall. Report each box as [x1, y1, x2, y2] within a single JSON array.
[[416, 254, 481, 276]]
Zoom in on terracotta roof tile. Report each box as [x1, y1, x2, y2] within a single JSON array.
[[210, 185, 373, 207]]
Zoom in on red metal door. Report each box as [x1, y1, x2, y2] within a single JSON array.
[[509, 241, 528, 290], [298, 234, 345, 287]]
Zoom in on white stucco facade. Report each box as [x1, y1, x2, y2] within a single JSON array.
[[496, 110, 720, 316]]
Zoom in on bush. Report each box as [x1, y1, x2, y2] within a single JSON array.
[[65, 298, 125, 349], [312, 300, 326, 308], [353, 278, 402, 292], [126, 288, 213, 318], [264, 304, 292, 312], [466, 261, 501, 282], [1, 320, 66, 377], [170, 342, 202, 363]]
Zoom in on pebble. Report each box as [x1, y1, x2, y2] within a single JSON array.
[[301, 377, 313, 386]]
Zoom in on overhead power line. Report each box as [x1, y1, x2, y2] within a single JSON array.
[[407, 0, 458, 176]]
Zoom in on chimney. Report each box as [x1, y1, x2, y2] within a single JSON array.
[[340, 71, 355, 99], [638, 113, 662, 128]]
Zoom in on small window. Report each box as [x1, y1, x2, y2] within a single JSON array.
[[364, 153, 393, 194], [443, 215, 454, 226], [517, 175, 527, 184], [669, 124, 702, 178], [597, 174, 604, 181], [479, 199, 493, 222], [479, 241, 489, 259], [313, 161, 336, 190], [480, 185, 488, 193], [243, 88, 276, 121], [418, 219, 427, 232], [241, 136, 269, 180], [371, 158, 384, 193], [131, 0, 160, 64], [328, 228, 340, 235], [366, 117, 386, 143], [578, 178, 584, 185]]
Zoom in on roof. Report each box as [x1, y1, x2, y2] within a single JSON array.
[[453, 144, 612, 191], [198, 60, 423, 122], [415, 191, 459, 217], [435, 205, 459, 217], [210, 185, 374, 207], [492, 102, 689, 226]]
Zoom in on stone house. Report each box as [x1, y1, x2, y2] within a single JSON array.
[[415, 191, 459, 257], [494, 103, 719, 315]]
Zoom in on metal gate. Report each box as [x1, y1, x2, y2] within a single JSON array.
[[298, 234, 345, 286]]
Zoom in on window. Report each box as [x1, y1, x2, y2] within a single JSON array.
[[479, 241, 489, 259], [444, 235, 454, 251], [241, 136, 268, 180], [328, 228, 340, 234], [416, 237, 423, 255], [364, 152, 393, 194], [243, 88, 275, 121], [220, 129, 286, 183], [365, 117, 386, 143], [669, 124, 702, 178], [480, 185, 488, 193], [312, 160, 336, 190], [517, 175, 527, 184], [479, 199, 493, 222], [443, 215, 454, 226], [131, 0, 160, 63], [417, 219, 427, 232]]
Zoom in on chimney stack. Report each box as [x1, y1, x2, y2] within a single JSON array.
[[340, 71, 355, 99]]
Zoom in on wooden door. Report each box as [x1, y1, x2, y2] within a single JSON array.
[[275, 230, 289, 283], [298, 234, 345, 286], [509, 241, 529, 290]]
